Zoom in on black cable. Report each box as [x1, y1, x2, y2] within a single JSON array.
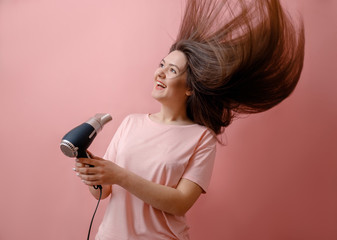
[[87, 185, 102, 240]]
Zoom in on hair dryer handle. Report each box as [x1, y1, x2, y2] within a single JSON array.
[[77, 149, 90, 159], [77, 150, 102, 190]]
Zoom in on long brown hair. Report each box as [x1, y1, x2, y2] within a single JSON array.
[[170, 0, 305, 135]]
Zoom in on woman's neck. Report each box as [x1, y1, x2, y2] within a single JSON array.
[[150, 106, 194, 125]]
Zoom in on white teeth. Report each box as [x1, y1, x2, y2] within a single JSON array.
[[156, 81, 166, 88]]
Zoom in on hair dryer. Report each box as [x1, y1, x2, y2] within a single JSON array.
[[60, 113, 112, 240], [60, 113, 112, 159]]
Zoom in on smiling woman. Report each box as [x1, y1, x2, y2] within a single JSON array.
[[151, 50, 192, 121], [72, 0, 305, 239]]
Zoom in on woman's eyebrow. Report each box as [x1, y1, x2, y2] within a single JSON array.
[[162, 59, 181, 72]]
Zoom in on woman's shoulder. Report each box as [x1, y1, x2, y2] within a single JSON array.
[[124, 113, 147, 120], [118, 113, 147, 126]]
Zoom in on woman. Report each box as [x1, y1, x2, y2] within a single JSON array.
[[74, 0, 305, 239]]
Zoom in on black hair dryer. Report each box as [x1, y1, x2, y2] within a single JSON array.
[[60, 114, 112, 238], [60, 113, 112, 189], [60, 113, 112, 159]]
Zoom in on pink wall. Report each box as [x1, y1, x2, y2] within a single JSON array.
[[0, 0, 336, 239]]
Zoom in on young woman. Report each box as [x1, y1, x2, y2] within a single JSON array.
[[74, 0, 305, 239]]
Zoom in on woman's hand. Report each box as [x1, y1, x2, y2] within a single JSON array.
[[73, 152, 202, 215], [74, 151, 124, 187]]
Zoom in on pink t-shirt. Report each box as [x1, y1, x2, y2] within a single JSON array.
[[96, 114, 217, 240]]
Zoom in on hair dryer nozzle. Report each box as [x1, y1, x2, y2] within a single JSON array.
[[86, 113, 112, 133], [95, 113, 112, 126]]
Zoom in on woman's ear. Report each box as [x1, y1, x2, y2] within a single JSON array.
[[186, 90, 192, 96]]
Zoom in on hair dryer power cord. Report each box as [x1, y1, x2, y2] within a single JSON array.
[[87, 185, 102, 240]]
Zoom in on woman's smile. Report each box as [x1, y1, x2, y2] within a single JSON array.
[[155, 80, 167, 90], [151, 50, 191, 107]]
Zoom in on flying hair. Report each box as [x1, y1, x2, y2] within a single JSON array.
[[170, 0, 305, 135]]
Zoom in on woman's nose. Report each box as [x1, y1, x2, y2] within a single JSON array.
[[157, 68, 166, 78]]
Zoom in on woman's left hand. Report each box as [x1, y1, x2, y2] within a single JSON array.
[[74, 152, 123, 187]]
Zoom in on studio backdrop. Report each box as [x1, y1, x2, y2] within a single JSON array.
[[0, 0, 336, 239]]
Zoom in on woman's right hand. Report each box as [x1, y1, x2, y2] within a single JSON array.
[[73, 153, 112, 200]]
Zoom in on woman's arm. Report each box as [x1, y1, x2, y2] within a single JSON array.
[[88, 184, 112, 200], [74, 155, 202, 216], [74, 162, 112, 200]]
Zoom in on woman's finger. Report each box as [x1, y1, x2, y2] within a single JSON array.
[[76, 157, 96, 166], [77, 166, 97, 175], [74, 162, 86, 168], [87, 150, 105, 161], [86, 150, 95, 159], [80, 174, 99, 182]]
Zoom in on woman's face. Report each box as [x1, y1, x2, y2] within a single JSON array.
[[151, 50, 191, 107]]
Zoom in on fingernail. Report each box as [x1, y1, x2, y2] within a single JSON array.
[[72, 168, 76, 171], [76, 173, 80, 176]]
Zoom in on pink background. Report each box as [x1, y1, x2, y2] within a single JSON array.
[[0, 0, 336, 239]]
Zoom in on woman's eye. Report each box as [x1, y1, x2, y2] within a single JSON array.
[[170, 68, 177, 74], [159, 63, 164, 68]]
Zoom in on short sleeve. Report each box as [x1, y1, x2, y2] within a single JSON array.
[[181, 130, 217, 193], [103, 115, 130, 161]]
